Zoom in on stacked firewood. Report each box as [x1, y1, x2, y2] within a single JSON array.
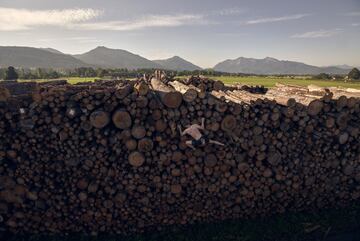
[[180, 76, 267, 94], [237, 84, 268, 94], [180, 76, 226, 92], [0, 75, 359, 235]]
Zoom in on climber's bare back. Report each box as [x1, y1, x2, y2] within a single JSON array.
[[182, 124, 203, 140]]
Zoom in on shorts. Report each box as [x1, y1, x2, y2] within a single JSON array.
[[192, 136, 209, 147]]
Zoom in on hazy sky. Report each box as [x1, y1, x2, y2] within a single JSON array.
[[0, 0, 359, 68]]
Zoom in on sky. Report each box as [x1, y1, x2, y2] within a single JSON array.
[[0, 0, 359, 68]]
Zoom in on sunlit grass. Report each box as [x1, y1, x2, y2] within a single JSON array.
[[210, 76, 360, 89], [18, 77, 97, 84], [18, 76, 360, 89]]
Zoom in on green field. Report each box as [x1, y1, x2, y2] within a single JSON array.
[[213, 76, 360, 89], [18, 76, 360, 89], [19, 77, 98, 85]]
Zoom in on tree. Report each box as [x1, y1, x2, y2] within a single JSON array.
[[348, 68, 360, 80], [96, 68, 108, 78], [314, 73, 331, 80], [0, 68, 6, 80], [4, 66, 18, 80]]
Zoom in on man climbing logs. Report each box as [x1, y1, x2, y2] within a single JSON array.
[[178, 118, 225, 149]]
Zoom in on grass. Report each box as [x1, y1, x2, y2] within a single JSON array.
[[2, 204, 359, 241], [18, 77, 97, 85], [18, 76, 360, 89], [211, 76, 360, 89], [65, 77, 98, 84]]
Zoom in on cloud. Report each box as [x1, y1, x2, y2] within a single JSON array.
[[71, 14, 206, 31], [243, 14, 309, 25], [38, 37, 101, 43], [0, 7, 102, 31], [291, 29, 342, 38], [0, 7, 206, 31], [345, 12, 360, 16], [351, 23, 360, 27], [212, 7, 247, 16]]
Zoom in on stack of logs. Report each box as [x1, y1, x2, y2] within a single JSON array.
[[180, 75, 267, 94], [0, 75, 359, 235]]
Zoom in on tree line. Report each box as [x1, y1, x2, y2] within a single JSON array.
[[0, 67, 248, 80], [0, 66, 359, 81]]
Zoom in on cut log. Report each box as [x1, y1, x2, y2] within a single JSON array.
[[128, 151, 145, 167], [151, 77, 182, 108], [112, 110, 132, 129], [125, 139, 137, 151], [0, 87, 11, 102], [213, 80, 225, 91], [169, 80, 199, 103], [221, 115, 237, 131], [138, 138, 154, 152], [134, 81, 149, 96], [308, 100, 323, 116], [131, 126, 146, 139], [115, 84, 133, 99], [89, 110, 110, 129], [170, 184, 182, 194]]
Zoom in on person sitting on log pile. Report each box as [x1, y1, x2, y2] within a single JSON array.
[[178, 118, 225, 150]]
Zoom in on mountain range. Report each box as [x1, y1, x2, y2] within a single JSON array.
[[0, 46, 356, 75], [213, 57, 351, 75], [0, 46, 89, 69]]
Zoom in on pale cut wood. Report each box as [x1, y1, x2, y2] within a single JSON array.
[[169, 80, 199, 103], [151, 77, 183, 108]]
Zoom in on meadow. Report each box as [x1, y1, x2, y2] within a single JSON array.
[[214, 76, 360, 89], [19, 76, 360, 89]]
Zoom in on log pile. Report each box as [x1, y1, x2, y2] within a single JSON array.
[[0, 75, 360, 235], [180, 76, 226, 92], [180, 76, 267, 94]]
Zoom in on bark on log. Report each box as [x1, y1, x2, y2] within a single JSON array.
[[150, 77, 182, 108]]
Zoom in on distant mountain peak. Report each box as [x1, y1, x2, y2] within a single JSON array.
[[330, 64, 354, 70], [264, 57, 279, 62], [169, 55, 183, 60], [73, 46, 161, 69], [92, 46, 114, 52], [153, 56, 202, 71], [95, 46, 108, 49], [39, 48, 64, 55]]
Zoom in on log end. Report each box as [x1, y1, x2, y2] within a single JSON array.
[[162, 92, 183, 108], [112, 110, 132, 129], [129, 151, 145, 167]]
